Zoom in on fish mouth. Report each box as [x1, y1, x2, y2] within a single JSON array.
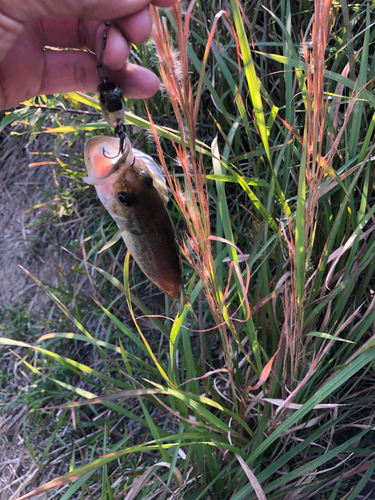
[[84, 136, 133, 186]]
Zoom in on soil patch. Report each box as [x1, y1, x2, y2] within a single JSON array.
[[0, 129, 73, 311]]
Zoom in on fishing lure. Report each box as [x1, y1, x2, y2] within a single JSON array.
[[96, 22, 127, 156], [84, 23, 186, 310]]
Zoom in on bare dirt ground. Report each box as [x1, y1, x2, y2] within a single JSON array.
[[0, 130, 72, 309], [0, 127, 78, 499]]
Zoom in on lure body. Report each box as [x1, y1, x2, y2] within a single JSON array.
[[84, 136, 185, 306], [97, 81, 125, 129]]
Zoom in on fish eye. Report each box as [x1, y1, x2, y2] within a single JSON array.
[[117, 191, 135, 207], [140, 171, 153, 187]]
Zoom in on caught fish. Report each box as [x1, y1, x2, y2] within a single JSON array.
[[84, 135, 186, 309]]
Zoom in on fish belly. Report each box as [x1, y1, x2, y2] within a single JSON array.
[[121, 226, 182, 300]]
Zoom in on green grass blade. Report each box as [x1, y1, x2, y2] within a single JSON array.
[[230, 0, 272, 165]]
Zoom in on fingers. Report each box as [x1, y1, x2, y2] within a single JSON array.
[[114, 8, 152, 45], [40, 49, 160, 98], [38, 18, 135, 72], [95, 23, 129, 71], [38, 13, 152, 70]]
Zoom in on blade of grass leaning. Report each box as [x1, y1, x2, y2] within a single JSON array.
[[16, 437, 248, 500], [212, 135, 263, 374], [18, 267, 105, 348], [193, 10, 241, 124], [38, 332, 160, 373], [296, 128, 307, 309], [168, 309, 185, 382], [256, 50, 375, 107], [93, 301, 155, 357], [308, 153, 368, 304], [59, 472, 97, 500], [212, 134, 239, 264], [282, 0, 294, 196], [342, 458, 375, 500], [0, 340, 103, 398], [237, 428, 372, 499], [81, 260, 169, 337], [123, 252, 170, 384], [194, 411, 349, 500], [206, 174, 270, 187], [56, 380, 252, 439], [31, 344, 133, 390], [306, 332, 355, 343], [65, 92, 101, 109], [230, 0, 272, 165], [230, 347, 375, 499], [224, 164, 279, 232], [16, 268, 161, 385], [40, 110, 212, 155], [262, 6, 306, 102], [348, 2, 370, 160]]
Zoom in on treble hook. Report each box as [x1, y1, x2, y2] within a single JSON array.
[[115, 123, 127, 155], [103, 123, 127, 158]]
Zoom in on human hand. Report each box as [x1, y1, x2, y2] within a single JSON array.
[[0, 0, 178, 110]]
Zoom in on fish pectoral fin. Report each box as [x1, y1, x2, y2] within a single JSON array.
[[99, 229, 124, 254]]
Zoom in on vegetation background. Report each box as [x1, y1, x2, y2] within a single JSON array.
[[1, 0, 375, 498]]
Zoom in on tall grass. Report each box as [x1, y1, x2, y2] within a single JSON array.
[[2, 0, 375, 498]]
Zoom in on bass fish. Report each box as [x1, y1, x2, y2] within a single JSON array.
[[84, 136, 186, 309]]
